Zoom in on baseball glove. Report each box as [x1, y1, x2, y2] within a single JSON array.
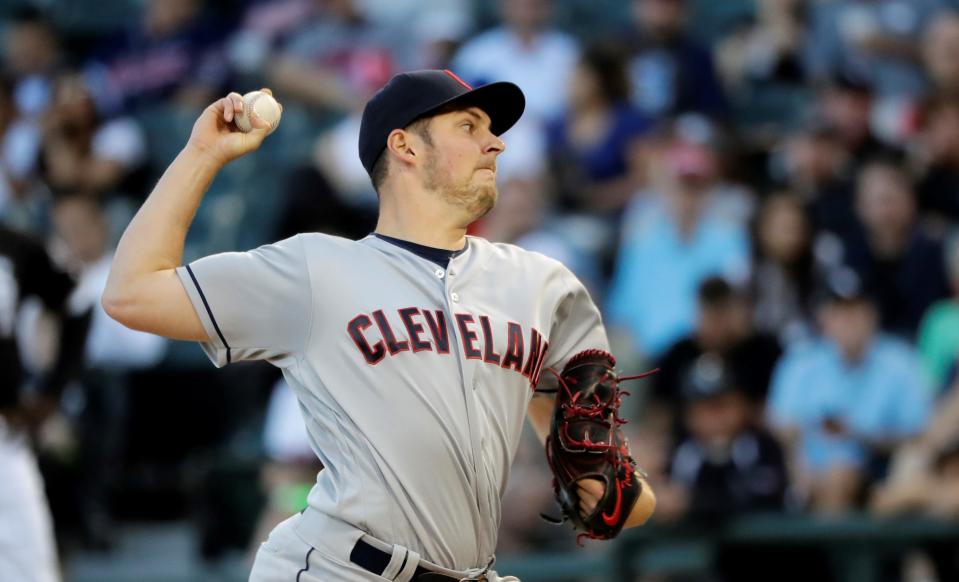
[[541, 349, 655, 542]]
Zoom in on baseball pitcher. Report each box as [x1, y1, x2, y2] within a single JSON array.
[[103, 70, 656, 581]]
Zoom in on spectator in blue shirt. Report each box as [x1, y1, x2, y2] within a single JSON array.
[[607, 132, 751, 359], [767, 270, 933, 513]]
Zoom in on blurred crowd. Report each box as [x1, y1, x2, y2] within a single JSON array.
[[2, 0, 959, 580]]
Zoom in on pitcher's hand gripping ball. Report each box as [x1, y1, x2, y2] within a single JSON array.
[[543, 350, 654, 541], [233, 90, 282, 134]]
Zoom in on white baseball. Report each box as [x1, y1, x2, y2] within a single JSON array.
[[233, 90, 282, 134]]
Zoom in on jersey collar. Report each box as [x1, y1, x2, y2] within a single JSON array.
[[372, 233, 468, 268]]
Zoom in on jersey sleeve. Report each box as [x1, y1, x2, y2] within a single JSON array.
[[175, 234, 313, 368], [534, 265, 610, 393]]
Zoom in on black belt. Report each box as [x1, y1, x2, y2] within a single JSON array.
[[349, 538, 461, 581]]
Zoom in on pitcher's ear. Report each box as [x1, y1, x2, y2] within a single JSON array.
[[386, 128, 420, 167]]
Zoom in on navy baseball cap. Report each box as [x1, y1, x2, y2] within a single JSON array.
[[358, 69, 526, 175]]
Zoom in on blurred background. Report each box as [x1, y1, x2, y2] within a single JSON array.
[[1, 0, 959, 580]]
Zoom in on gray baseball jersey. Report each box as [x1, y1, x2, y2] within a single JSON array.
[[175, 233, 608, 570]]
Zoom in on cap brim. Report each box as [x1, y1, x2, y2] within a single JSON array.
[[422, 81, 526, 136]]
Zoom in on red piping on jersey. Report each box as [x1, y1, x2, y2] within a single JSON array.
[[444, 69, 473, 90]]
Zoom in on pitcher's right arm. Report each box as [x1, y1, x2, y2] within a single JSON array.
[[102, 91, 276, 340]]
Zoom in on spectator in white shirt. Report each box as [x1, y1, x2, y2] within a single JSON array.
[[452, 0, 580, 124]]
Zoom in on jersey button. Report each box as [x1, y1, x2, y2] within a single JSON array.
[[451, 292, 460, 302], [434, 268, 445, 278]]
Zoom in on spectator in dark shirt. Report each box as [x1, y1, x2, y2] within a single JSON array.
[[0, 225, 90, 581], [841, 159, 951, 338], [274, 163, 377, 242], [751, 193, 833, 344], [624, 0, 728, 120], [90, 0, 231, 114], [546, 43, 651, 214], [914, 94, 959, 229], [654, 276, 782, 435], [776, 123, 858, 237], [38, 71, 148, 200], [658, 353, 815, 582], [0, 227, 88, 418], [815, 73, 898, 170], [662, 356, 789, 524], [715, 0, 807, 93]]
